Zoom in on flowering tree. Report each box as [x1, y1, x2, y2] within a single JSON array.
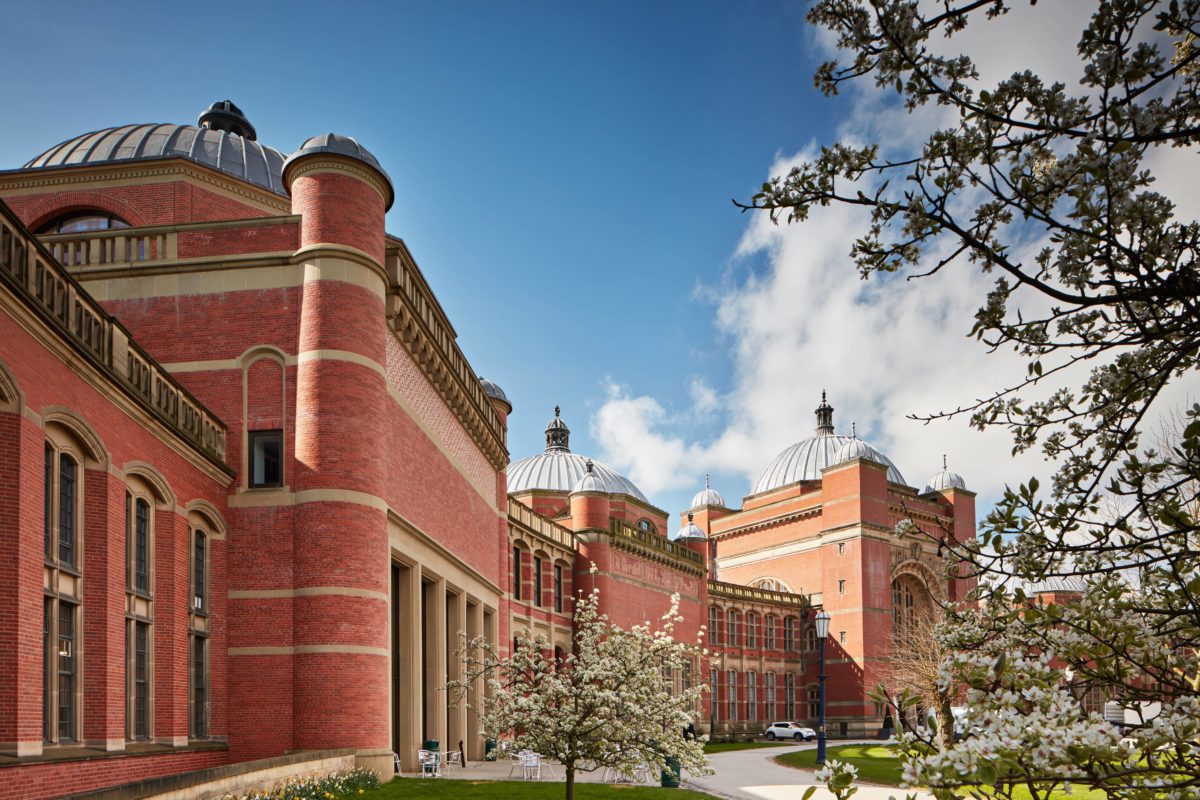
[[740, 1, 1200, 798], [450, 585, 710, 800]]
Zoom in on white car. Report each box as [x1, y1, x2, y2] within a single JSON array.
[[764, 721, 816, 741]]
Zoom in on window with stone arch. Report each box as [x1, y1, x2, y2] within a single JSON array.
[[803, 619, 818, 652], [187, 504, 224, 740], [891, 575, 926, 630], [123, 466, 171, 742], [42, 414, 105, 746]]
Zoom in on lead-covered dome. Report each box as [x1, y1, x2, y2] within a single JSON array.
[[478, 376, 511, 412], [690, 475, 726, 509], [507, 407, 650, 503], [23, 101, 288, 195], [283, 132, 394, 210], [751, 393, 905, 494], [922, 456, 967, 494], [674, 512, 706, 541]]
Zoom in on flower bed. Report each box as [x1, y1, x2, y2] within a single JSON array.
[[219, 768, 380, 800]]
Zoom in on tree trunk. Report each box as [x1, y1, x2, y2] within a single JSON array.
[[933, 693, 954, 752], [565, 766, 576, 800]]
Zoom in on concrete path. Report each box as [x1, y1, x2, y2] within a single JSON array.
[[684, 742, 928, 800], [406, 742, 929, 800]]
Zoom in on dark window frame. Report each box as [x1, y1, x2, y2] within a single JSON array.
[[553, 564, 564, 613], [247, 429, 283, 488]]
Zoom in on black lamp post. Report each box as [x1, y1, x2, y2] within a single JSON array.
[[814, 610, 831, 765]]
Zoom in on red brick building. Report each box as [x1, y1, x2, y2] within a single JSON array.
[[0, 102, 974, 798]]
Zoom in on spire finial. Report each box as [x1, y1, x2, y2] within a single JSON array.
[[687, 511, 694, 522], [815, 391, 835, 435], [545, 405, 570, 452], [705, 473, 710, 488], [942, 453, 947, 471], [586, 459, 593, 474], [852, 422, 857, 438]]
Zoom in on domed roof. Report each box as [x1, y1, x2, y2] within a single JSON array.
[[1022, 576, 1087, 596], [283, 133, 393, 209], [478, 376, 511, 411], [674, 512, 706, 541], [24, 103, 288, 196], [690, 475, 726, 509], [922, 456, 967, 494], [507, 408, 650, 503], [751, 393, 905, 494]]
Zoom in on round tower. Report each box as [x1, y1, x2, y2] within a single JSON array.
[[570, 459, 611, 531], [282, 133, 394, 772]]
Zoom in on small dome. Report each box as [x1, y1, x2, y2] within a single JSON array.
[[674, 512, 706, 541], [198, 100, 256, 140], [478, 376, 511, 411], [570, 460, 604, 494], [507, 407, 649, 502], [283, 132, 394, 209], [922, 456, 967, 494], [834, 436, 875, 464], [690, 474, 726, 509], [752, 393, 905, 494], [1022, 576, 1087, 596]]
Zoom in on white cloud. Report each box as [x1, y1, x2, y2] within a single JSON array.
[[592, 3, 1200, 512]]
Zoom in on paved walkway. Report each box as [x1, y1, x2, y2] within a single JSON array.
[[408, 742, 929, 800], [683, 742, 928, 800]]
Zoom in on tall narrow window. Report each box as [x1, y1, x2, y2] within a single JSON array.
[[764, 615, 776, 649], [766, 672, 777, 720], [710, 667, 719, 720], [784, 617, 797, 651], [133, 622, 149, 739], [512, 547, 522, 600], [248, 429, 282, 488], [134, 499, 149, 593], [553, 564, 564, 613], [58, 454, 76, 566], [191, 635, 207, 738], [708, 606, 719, 646], [808, 686, 820, 720], [193, 530, 207, 612], [838, 579, 846, 595], [43, 444, 52, 560], [534, 556, 544, 606], [57, 602, 76, 742], [726, 609, 738, 646], [43, 599, 52, 741], [727, 670, 737, 721], [747, 671, 758, 722], [746, 613, 758, 648], [785, 673, 796, 720]]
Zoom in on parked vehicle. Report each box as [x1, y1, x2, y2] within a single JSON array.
[[764, 721, 816, 741]]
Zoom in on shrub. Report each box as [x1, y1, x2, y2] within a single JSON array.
[[220, 767, 380, 800]]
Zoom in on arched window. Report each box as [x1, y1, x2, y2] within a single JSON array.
[[43, 429, 89, 745], [892, 578, 917, 629], [191, 526, 209, 738], [636, 518, 657, 533], [746, 671, 757, 722], [727, 670, 738, 721], [803, 621, 817, 652], [124, 480, 157, 741], [37, 211, 131, 234]]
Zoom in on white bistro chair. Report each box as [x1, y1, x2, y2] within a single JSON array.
[[521, 751, 542, 781], [417, 749, 442, 778]]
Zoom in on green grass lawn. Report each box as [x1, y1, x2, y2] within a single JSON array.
[[359, 778, 713, 800], [704, 740, 798, 754], [776, 744, 1106, 800]]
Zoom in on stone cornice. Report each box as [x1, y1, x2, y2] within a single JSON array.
[[707, 579, 810, 609], [0, 158, 291, 213], [284, 157, 391, 207], [711, 504, 823, 541], [0, 197, 232, 479], [385, 243, 508, 472]]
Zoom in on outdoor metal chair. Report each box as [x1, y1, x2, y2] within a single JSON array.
[[418, 749, 442, 778]]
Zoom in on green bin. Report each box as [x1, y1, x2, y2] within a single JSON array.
[[660, 756, 681, 788], [424, 739, 439, 752], [484, 738, 497, 761]]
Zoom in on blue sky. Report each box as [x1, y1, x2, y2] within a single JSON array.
[[4, 1, 1083, 521]]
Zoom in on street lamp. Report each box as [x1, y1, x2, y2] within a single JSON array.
[[814, 610, 831, 766]]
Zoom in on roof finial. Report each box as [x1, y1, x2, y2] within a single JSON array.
[[942, 453, 947, 471], [688, 511, 694, 522], [852, 422, 857, 438], [545, 405, 570, 452], [585, 459, 594, 474], [815, 391, 835, 436], [705, 473, 710, 488]]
